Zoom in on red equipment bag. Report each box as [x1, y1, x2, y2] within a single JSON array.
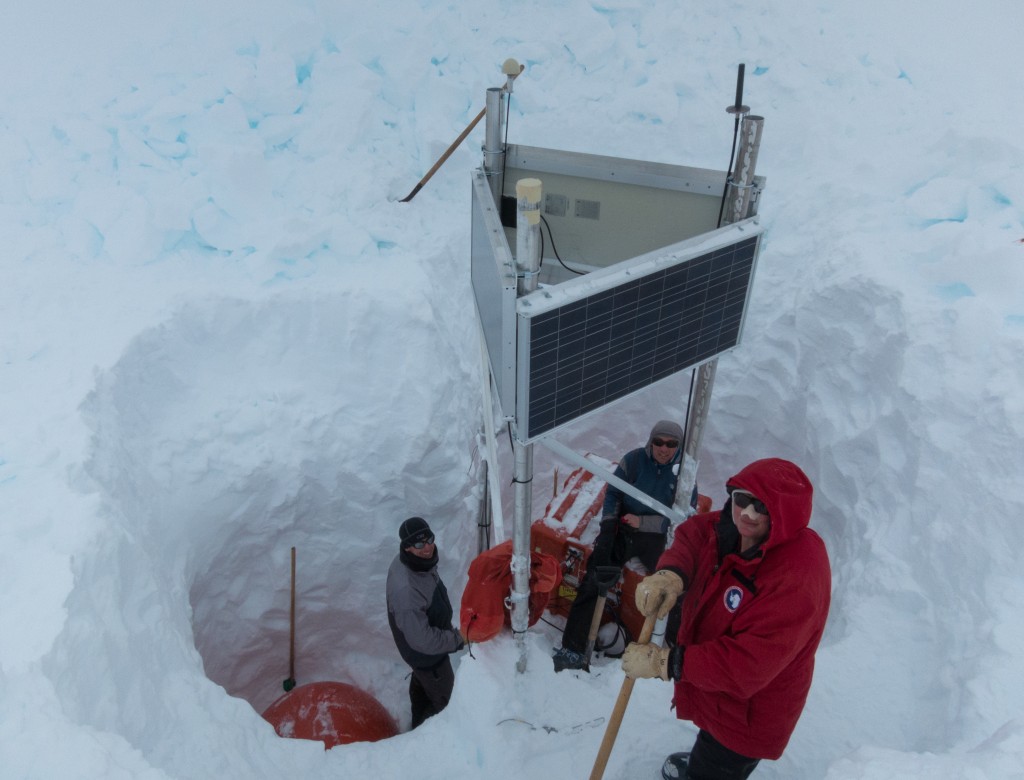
[[460, 539, 562, 643]]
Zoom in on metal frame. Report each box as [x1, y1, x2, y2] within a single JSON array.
[[471, 169, 518, 418], [472, 147, 765, 433]]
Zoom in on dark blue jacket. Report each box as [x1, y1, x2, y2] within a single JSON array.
[[602, 445, 681, 535]]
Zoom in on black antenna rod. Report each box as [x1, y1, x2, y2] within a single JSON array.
[[717, 63, 750, 228], [733, 63, 746, 113]]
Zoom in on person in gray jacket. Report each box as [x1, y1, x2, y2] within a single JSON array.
[[386, 516, 465, 728]]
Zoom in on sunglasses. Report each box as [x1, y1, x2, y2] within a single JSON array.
[[407, 534, 435, 549], [651, 437, 679, 448], [731, 490, 768, 515]]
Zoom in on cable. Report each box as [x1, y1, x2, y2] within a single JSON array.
[[716, 64, 747, 229], [680, 369, 696, 450], [540, 214, 585, 276], [500, 89, 584, 280], [593, 602, 633, 658], [716, 117, 742, 229], [500, 90, 511, 200]]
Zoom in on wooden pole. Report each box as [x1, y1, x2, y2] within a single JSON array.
[[283, 546, 297, 691], [588, 608, 662, 780], [583, 566, 622, 668], [583, 591, 610, 669], [399, 107, 487, 203]]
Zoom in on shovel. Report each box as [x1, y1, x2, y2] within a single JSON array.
[[282, 546, 297, 692], [582, 565, 622, 669], [398, 107, 486, 203], [588, 594, 665, 780]]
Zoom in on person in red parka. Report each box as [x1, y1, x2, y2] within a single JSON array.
[[620, 458, 831, 780]]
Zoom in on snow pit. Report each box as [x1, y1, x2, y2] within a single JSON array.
[[42, 292, 482, 769]]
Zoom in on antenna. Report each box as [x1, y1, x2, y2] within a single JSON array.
[[502, 58, 525, 93], [727, 63, 750, 117]]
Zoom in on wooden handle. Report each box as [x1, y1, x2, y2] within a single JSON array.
[[288, 546, 296, 682], [583, 593, 609, 666], [399, 107, 487, 202], [588, 606, 661, 780]]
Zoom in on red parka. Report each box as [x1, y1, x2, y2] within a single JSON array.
[[658, 458, 831, 760]]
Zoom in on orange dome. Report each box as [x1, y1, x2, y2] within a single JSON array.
[[262, 681, 398, 749]]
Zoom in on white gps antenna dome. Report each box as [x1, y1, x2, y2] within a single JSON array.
[[502, 58, 525, 92]]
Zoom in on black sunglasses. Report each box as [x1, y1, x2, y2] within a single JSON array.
[[408, 534, 435, 549], [651, 437, 679, 448], [731, 490, 768, 515]]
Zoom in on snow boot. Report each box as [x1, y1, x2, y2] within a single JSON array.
[[661, 752, 690, 779]]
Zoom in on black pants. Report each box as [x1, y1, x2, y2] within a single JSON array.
[[560, 525, 665, 653], [686, 729, 761, 780], [409, 656, 455, 729]]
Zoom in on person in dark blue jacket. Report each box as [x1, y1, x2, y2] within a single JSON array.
[[386, 517, 465, 728], [553, 420, 684, 672]]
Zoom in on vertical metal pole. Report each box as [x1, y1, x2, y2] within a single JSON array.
[[680, 360, 717, 515], [477, 320, 507, 546], [482, 59, 523, 207], [510, 177, 542, 673], [681, 115, 764, 514], [725, 116, 764, 226], [483, 87, 505, 206], [511, 442, 534, 673], [477, 461, 491, 553]]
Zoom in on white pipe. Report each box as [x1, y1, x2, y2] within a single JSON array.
[[511, 439, 533, 673], [510, 177, 543, 673], [514, 177, 542, 296]]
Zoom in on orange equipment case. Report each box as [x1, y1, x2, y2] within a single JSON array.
[[531, 461, 643, 645], [530, 461, 711, 646]]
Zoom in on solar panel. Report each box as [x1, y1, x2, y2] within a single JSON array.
[[517, 233, 760, 440]]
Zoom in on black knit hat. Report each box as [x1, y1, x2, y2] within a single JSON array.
[[399, 516, 433, 547]]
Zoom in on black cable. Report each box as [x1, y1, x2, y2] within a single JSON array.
[[680, 369, 696, 450], [506, 421, 520, 488], [716, 118, 741, 229], [716, 64, 747, 229], [500, 90, 512, 199], [593, 603, 632, 657], [500, 92, 584, 280], [541, 214, 585, 276], [538, 614, 564, 631]]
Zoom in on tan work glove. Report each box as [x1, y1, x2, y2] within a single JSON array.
[[634, 570, 684, 618], [621, 642, 672, 680]]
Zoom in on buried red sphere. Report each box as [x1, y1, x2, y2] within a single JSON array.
[[262, 681, 398, 749]]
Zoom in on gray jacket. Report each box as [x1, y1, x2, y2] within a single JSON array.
[[386, 552, 463, 669]]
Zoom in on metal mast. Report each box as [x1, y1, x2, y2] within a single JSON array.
[[680, 65, 764, 512]]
